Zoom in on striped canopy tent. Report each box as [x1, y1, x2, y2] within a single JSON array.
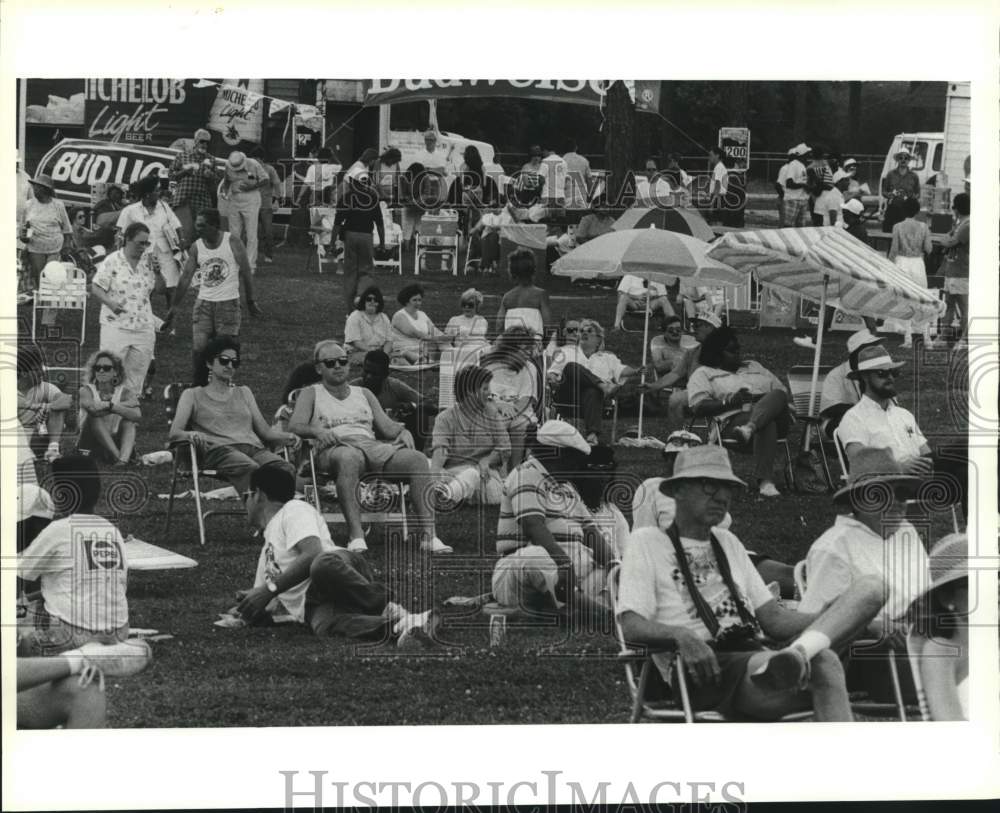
[[552, 229, 742, 438], [612, 206, 716, 242], [706, 226, 945, 422]]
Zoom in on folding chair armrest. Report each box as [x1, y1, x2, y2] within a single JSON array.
[[619, 642, 679, 658], [167, 438, 194, 451]]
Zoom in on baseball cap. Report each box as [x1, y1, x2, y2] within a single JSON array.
[[18, 484, 55, 522], [841, 199, 865, 216]]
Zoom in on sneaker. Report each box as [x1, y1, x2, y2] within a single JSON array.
[[395, 609, 440, 650], [43, 442, 61, 463], [792, 336, 816, 349], [734, 424, 755, 444], [79, 640, 153, 677], [382, 601, 407, 624], [421, 537, 453, 554], [758, 480, 781, 498], [751, 644, 810, 691], [347, 538, 368, 553], [901, 340, 913, 350]]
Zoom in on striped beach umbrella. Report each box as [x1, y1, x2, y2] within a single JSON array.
[[706, 226, 943, 321], [707, 226, 945, 423], [612, 206, 716, 242]]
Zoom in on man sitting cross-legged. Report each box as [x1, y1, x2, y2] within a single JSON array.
[[288, 339, 450, 555], [618, 445, 886, 721], [491, 420, 616, 624], [235, 466, 438, 647]]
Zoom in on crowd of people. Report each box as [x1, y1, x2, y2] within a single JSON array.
[[14, 130, 973, 729]]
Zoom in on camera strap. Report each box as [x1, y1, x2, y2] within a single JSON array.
[[664, 523, 757, 638]]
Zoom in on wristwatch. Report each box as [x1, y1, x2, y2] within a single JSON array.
[[264, 578, 279, 595]]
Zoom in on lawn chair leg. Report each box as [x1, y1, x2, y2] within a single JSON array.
[[189, 445, 207, 547], [887, 649, 907, 722], [949, 505, 960, 533], [308, 447, 321, 513], [674, 654, 695, 723], [397, 482, 408, 540], [782, 440, 796, 492], [164, 454, 180, 538], [631, 661, 652, 723], [815, 431, 835, 491]]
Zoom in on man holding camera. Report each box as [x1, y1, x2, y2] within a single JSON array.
[[169, 128, 221, 244]]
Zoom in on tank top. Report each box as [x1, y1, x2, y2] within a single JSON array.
[[80, 382, 125, 434], [195, 231, 240, 302], [189, 385, 262, 448], [311, 384, 376, 442]]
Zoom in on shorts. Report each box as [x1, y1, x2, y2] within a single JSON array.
[[650, 648, 761, 718], [17, 601, 128, 656], [192, 297, 241, 351], [315, 437, 400, 475]]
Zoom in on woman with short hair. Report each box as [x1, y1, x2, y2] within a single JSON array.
[[390, 283, 449, 364], [344, 285, 393, 365], [481, 326, 540, 467], [77, 350, 141, 466], [444, 288, 489, 350]]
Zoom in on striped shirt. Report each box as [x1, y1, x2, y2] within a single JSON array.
[[495, 456, 592, 556]]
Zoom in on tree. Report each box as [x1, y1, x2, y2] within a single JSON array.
[[604, 80, 635, 204]]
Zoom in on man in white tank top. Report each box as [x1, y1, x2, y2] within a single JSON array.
[[288, 339, 452, 555], [165, 207, 262, 385]]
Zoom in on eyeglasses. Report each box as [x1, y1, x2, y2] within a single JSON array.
[[365, 296, 379, 303], [134, 239, 151, 247], [319, 358, 350, 368], [579, 328, 596, 336], [564, 326, 580, 334], [872, 369, 898, 379], [94, 364, 115, 372], [216, 356, 240, 368]]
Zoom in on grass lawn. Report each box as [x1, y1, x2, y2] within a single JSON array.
[[20, 239, 967, 727]]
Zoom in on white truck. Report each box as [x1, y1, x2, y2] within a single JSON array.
[[878, 81, 970, 206]]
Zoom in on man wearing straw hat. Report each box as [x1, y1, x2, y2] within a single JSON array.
[[881, 148, 921, 232], [798, 447, 929, 641], [618, 445, 886, 721]]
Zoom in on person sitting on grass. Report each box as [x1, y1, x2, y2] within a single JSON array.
[[344, 284, 393, 366], [903, 532, 969, 720], [350, 350, 437, 453], [234, 466, 439, 647], [444, 288, 490, 350], [617, 445, 886, 722], [17, 343, 72, 464], [495, 248, 552, 340], [547, 318, 641, 445], [491, 420, 617, 625], [390, 283, 450, 365], [612, 273, 673, 332], [687, 326, 792, 498], [168, 336, 298, 499], [77, 350, 141, 466], [288, 339, 450, 555], [17, 640, 152, 729], [481, 326, 540, 467], [430, 365, 510, 507], [18, 455, 131, 656]]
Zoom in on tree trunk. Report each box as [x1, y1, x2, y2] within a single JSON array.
[[604, 80, 635, 205], [726, 81, 749, 126]]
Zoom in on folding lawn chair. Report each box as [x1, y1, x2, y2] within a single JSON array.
[[904, 628, 934, 721], [607, 564, 812, 723], [32, 262, 88, 343], [305, 207, 339, 274], [161, 384, 244, 547], [786, 364, 836, 491], [373, 203, 403, 275], [694, 404, 796, 491], [414, 210, 461, 276]]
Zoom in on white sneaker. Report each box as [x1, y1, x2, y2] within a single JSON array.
[[43, 442, 61, 463], [735, 423, 755, 443], [758, 481, 781, 498], [382, 601, 407, 624], [347, 538, 368, 553], [395, 609, 440, 649], [421, 537, 453, 554], [792, 336, 816, 349], [901, 341, 913, 350], [79, 640, 153, 677]]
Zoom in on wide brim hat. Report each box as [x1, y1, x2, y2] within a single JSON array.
[[536, 419, 591, 455], [790, 143, 811, 157], [194, 128, 212, 142], [18, 484, 55, 522], [29, 173, 55, 191], [842, 158, 858, 169], [227, 151, 246, 170], [832, 447, 921, 504], [894, 149, 912, 161], [690, 312, 722, 329], [660, 445, 746, 488], [661, 430, 703, 456], [902, 533, 967, 620], [841, 199, 865, 216], [845, 327, 883, 356], [847, 344, 905, 379]]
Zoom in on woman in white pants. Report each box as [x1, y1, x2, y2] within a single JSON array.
[[888, 197, 935, 349], [90, 223, 160, 399]]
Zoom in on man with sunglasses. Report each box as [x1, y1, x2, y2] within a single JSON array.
[[837, 344, 967, 518], [288, 340, 450, 555], [618, 445, 883, 721]]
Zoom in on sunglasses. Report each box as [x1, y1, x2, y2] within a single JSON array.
[[94, 364, 115, 372], [564, 326, 580, 334], [365, 296, 379, 303], [872, 369, 898, 379], [319, 358, 350, 368], [216, 356, 240, 368], [241, 489, 254, 503], [461, 301, 476, 308]]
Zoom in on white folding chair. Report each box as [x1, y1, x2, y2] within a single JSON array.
[[414, 210, 461, 276], [32, 263, 87, 343], [306, 207, 338, 274], [373, 203, 403, 275], [786, 364, 836, 490]]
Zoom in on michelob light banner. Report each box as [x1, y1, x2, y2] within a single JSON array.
[[208, 79, 266, 146]]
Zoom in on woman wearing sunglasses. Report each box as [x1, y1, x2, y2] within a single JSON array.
[[444, 288, 489, 351], [77, 350, 141, 466], [344, 285, 393, 365], [169, 336, 297, 497]]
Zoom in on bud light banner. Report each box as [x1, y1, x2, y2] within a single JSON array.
[[35, 138, 182, 205]]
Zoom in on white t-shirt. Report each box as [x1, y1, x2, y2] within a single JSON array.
[[819, 361, 861, 414], [837, 395, 928, 462], [776, 162, 790, 191], [411, 149, 448, 175], [116, 200, 183, 253], [303, 163, 341, 189], [585, 351, 627, 384], [712, 162, 729, 196], [254, 499, 341, 623], [618, 274, 668, 299], [617, 526, 773, 681], [539, 154, 567, 202], [798, 515, 929, 620], [18, 515, 129, 632], [784, 159, 808, 201]]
